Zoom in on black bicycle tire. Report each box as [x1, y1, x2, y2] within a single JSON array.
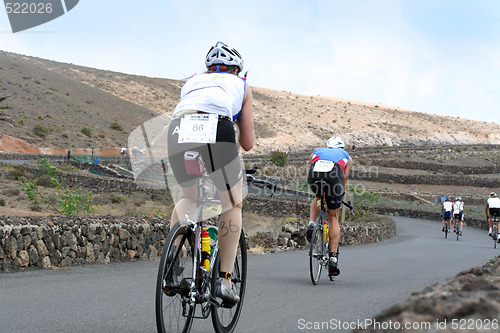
[[156, 222, 195, 333], [444, 220, 448, 239], [309, 222, 324, 285], [211, 230, 247, 333], [494, 226, 497, 249]]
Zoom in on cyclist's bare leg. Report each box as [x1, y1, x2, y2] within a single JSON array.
[[327, 208, 340, 254], [218, 177, 244, 285], [170, 184, 196, 228], [309, 197, 321, 222]]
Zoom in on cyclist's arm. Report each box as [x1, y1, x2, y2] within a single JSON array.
[[486, 202, 490, 218], [236, 84, 254, 151], [342, 157, 353, 192]]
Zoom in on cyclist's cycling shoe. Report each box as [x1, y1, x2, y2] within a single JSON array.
[[460, 231, 463, 236], [328, 257, 340, 277], [306, 222, 315, 242], [216, 278, 240, 306]]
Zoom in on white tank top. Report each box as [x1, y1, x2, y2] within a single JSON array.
[[443, 201, 453, 211], [488, 197, 500, 208], [174, 73, 246, 122]]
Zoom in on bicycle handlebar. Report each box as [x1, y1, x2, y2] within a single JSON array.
[[342, 200, 354, 215]]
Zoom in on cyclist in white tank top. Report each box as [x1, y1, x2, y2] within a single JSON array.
[[169, 42, 254, 304], [486, 192, 500, 239]]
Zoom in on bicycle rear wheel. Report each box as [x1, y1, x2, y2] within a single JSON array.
[[156, 222, 195, 333], [309, 222, 324, 285], [493, 226, 497, 249], [444, 221, 448, 239], [211, 230, 247, 333]]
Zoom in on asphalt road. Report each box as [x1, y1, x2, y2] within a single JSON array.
[[0, 217, 498, 333]]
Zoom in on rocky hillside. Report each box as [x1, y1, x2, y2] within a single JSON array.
[[1, 50, 500, 155]]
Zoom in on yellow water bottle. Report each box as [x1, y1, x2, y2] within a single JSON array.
[[201, 228, 211, 271], [324, 221, 329, 243]]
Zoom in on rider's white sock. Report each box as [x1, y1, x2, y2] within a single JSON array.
[[489, 227, 492, 234]]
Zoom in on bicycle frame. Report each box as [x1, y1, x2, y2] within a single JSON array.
[[182, 177, 224, 317], [491, 215, 499, 249]]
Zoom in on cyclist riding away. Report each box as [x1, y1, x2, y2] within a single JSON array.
[[306, 136, 352, 278], [167, 41, 254, 304], [452, 196, 464, 236], [486, 192, 500, 241], [441, 197, 453, 232]]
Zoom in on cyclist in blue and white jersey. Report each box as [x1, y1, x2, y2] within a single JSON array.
[[441, 197, 453, 232], [452, 196, 464, 236], [485, 192, 500, 241], [306, 136, 352, 277]]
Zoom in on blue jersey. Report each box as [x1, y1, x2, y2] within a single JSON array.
[[311, 148, 350, 172]]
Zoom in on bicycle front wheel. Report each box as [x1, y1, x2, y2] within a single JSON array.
[[156, 221, 195, 333], [309, 223, 324, 285], [211, 230, 247, 333]]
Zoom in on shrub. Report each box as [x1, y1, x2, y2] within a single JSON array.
[[0, 198, 5, 206], [81, 127, 93, 137], [33, 124, 50, 138], [110, 193, 128, 204], [110, 121, 124, 132], [35, 175, 54, 187], [270, 151, 288, 166], [6, 168, 25, 180]]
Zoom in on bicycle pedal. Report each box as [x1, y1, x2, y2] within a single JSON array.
[[221, 301, 237, 309]]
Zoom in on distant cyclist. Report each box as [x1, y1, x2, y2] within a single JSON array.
[[485, 192, 500, 241], [452, 196, 464, 236], [306, 136, 353, 277], [441, 197, 453, 232]]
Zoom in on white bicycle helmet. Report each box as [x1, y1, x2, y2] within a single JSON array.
[[326, 136, 345, 149], [205, 41, 244, 72]]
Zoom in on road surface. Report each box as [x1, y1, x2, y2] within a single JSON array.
[[0, 217, 498, 333]]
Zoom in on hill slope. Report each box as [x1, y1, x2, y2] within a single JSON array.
[[1, 50, 500, 154]]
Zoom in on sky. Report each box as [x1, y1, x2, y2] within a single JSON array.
[[1, 0, 499, 124]]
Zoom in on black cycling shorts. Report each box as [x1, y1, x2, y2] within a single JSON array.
[[307, 162, 343, 210], [167, 116, 242, 191], [453, 212, 463, 221], [489, 208, 500, 218]]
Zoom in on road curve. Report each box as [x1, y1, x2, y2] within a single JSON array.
[[0, 217, 497, 333]]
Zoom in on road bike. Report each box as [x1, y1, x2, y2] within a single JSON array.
[[490, 215, 499, 249], [155, 167, 276, 333], [309, 180, 353, 285], [453, 213, 462, 241], [156, 174, 247, 333], [443, 212, 451, 239]]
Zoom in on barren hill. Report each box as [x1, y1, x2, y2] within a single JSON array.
[[1, 50, 500, 155]]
